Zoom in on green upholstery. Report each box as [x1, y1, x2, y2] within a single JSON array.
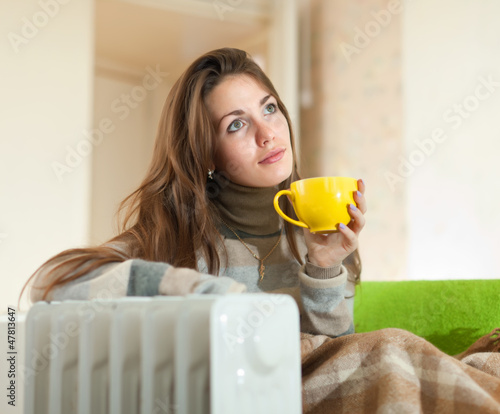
[[354, 279, 500, 355]]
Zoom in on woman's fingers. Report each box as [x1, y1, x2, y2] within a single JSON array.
[[354, 179, 367, 214], [338, 222, 358, 250], [357, 178, 366, 194], [347, 203, 366, 234]]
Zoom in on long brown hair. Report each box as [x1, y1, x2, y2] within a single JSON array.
[[21, 47, 319, 302]]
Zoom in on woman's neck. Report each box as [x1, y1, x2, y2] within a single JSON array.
[[210, 173, 281, 235]]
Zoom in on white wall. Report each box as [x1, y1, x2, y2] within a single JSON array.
[[403, 0, 500, 279], [0, 0, 94, 310]]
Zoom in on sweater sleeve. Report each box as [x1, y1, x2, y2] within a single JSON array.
[[297, 259, 355, 337], [30, 255, 247, 303]]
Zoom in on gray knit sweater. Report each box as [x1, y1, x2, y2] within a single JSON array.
[[30, 177, 356, 337]]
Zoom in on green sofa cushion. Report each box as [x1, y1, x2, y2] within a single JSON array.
[[354, 279, 500, 355]]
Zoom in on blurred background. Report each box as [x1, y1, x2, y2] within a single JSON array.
[[1, 0, 499, 311]]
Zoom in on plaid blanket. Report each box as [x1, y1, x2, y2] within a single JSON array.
[[301, 328, 500, 413]]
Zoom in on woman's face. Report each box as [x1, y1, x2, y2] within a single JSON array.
[[205, 74, 293, 187]]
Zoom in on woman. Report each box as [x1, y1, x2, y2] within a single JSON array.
[[23, 48, 499, 413], [24, 47, 365, 337]]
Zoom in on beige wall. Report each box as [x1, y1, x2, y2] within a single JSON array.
[[300, 0, 500, 281], [0, 1, 93, 411], [403, 0, 500, 279], [0, 0, 94, 310], [300, 0, 406, 280], [90, 69, 171, 245]]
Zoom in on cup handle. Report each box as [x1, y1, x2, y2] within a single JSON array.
[[273, 190, 309, 229]]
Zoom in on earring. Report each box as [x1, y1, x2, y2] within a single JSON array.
[[208, 169, 214, 180]]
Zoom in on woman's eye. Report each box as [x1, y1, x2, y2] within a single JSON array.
[[228, 119, 243, 132], [265, 103, 276, 114]]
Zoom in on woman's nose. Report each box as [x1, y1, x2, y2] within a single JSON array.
[[255, 122, 274, 146]]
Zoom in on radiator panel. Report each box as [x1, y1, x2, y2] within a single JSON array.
[[23, 294, 301, 414]]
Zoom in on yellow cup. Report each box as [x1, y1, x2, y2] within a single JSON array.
[[273, 177, 358, 233]]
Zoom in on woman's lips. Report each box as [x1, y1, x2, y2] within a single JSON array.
[[259, 148, 285, 164]]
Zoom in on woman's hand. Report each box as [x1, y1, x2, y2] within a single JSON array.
[[303, 179, 367, 268]]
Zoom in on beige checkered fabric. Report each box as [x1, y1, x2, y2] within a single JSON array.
[[301, 328, 500, 413]]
